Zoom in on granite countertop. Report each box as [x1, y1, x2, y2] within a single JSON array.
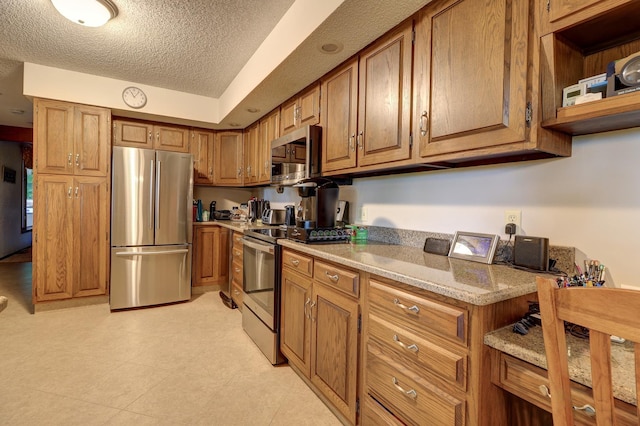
[[193, 220, 279, 233], [484, 325, 637, 405], [277, 239, 557, 306]]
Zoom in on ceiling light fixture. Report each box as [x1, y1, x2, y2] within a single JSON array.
[[319, 42, 344, 54], [10, 109, 25, 115], [247, 108, 260, 113], [51, 0, 118, 27]]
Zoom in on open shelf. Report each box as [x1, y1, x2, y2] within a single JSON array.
[[542, 91, 640, 135]]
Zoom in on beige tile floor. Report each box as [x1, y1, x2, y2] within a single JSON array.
[[0, 262, 341, 425]]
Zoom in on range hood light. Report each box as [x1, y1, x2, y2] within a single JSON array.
[[51, 0, 118, 27]]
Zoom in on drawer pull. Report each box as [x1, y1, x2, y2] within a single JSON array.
[[393, 298, 420, 314], [393, 334, 419, 353], [539, 385, 595, 416], [392, 377, 417, 400], [234, 268, 241, 273], [290, 258, 300, 266], [325, 271, 339, 282], [233, 289, 240, 295]]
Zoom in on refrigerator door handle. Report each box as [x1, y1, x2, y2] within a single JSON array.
[[149, 159, 154, 229], [155, 160, 161, 229], [115, 249, 189, 256]]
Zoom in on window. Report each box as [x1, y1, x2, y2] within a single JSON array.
[[21, 144, 33, 232]]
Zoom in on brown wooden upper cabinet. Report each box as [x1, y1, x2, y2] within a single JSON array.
[[191, 129, 215, 185], [243, 123, 260, 185], [34, 99, 110, 177], [280, 83, 321, 136], [258, 109, 279, 184], [113, 119, 190, 153], [321, 20, 413, 175], [547, 0, 604, 23], [416, 0, 529, 160], [214, 130, 244, 186]]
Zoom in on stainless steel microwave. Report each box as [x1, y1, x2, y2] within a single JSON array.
[[270, 125, 321, 186]]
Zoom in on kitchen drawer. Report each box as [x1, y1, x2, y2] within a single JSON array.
[[367, 345, 465, 426], [232, 245, 243, 260], [232, 232, 244, 247], [368, 279, 467, 346], [368, 314, 466, 390], [493, 352, 638, 426], [314, 260, 359, 298], [282, 249, 313, 277], [231, 280, 243, 309], [231, 259, 243, 285], [362, 394, 404, 426]]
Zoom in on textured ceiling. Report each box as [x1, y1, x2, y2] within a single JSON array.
[[0, 0, 432, 130]]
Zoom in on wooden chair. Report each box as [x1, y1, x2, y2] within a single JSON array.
[[536, 277, 640, 425]]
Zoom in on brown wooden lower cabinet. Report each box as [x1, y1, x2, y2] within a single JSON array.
[[280, 249, 359, 425], [192, 226, 229, 287], [362, 276, 532, 426], [230, 231, 243, 309], [33, 175, 109, 302]]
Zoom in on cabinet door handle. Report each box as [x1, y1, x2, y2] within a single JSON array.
[[304, 297, 311, 319], [75, 154, 80, 166], [67, 153, 72, 166], [349, 134, 355, 151], [156, 132, 160, 142], [74, 187, 79, 198], [392, 377, 417, 400], [67, 187, 72, 198], [357, 131, 364, 150], [309, 300, 316, 321], [393, 334, 419, 353], [148, 131, 152, 142], [209, 168, 213, 176], [419, 110, 429, 136], [234, 289, 240, 295], [237, 168, 242, 177], [393, 298, 420, 314], [234, 267, 241, 273], [325, 271, 339, 282], [290, 258, 300, 266]]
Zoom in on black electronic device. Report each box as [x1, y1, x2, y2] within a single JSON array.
[[423, 238, 451, 256], [513, 236, 549, 271]]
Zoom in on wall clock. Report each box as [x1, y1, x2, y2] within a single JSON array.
[[122, 86, 147, 109]]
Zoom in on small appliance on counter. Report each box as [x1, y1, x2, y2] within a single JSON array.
[[262, 209, 286, 225], [284, 205, 296, 227], [247, 198, 270, 222], [213, 210, 232, 220], [287, 178, 349, 244]]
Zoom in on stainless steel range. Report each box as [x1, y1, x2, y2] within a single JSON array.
[[242, 227, 287, 364]]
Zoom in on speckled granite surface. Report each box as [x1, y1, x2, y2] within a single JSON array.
[[484, 325, 637, 405], [277, 239, 559, 305], [193, 220, 278, 233]]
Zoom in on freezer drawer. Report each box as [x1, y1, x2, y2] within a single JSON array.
[[110, 245, 192, 309]]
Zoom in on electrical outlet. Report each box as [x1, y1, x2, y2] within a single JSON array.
[[504, 210, 521, 229], [360, 206, 368, 222]]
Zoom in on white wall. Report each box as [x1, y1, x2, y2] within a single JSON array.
[[0, 141, 32, 257], [337, 128, 638, 289]]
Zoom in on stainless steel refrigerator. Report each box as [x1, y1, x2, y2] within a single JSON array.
[[110, 146, 193, 310]]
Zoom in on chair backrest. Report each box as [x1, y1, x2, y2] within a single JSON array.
[[536, 276, 640, 426]]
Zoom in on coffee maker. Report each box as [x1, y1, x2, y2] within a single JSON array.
[[288, 178, 349, 243]]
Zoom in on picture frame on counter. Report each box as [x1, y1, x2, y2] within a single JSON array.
[[448, 231, 500, 264]]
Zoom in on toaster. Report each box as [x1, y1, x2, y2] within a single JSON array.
[[262, 209, 286, 225]]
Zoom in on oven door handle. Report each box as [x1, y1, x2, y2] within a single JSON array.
[[242, 237, 275, 254]]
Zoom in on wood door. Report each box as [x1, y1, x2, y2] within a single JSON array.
[[421, 0, 529, 157], [259, 110, 279, 183], [193, 227, 229, 286], [321, 58, 359, 173], [297, 83, 321, 127], [73, 105, 110, 177], [310, 282, 359, 425], [243, 123, 259, 185], [191, 129, 215, 185], [280, 99, 298, 136], [280, 268, 313, 377], [112, 120, 153, 149], [154, 125, 190, 153], [34, 175, 74, 302], [34, 99, 74, 175], [73, 177, 109, 297], [214, 131, 243, 186], [358, 20, 413, 167], [548, 0, 604, 22]]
